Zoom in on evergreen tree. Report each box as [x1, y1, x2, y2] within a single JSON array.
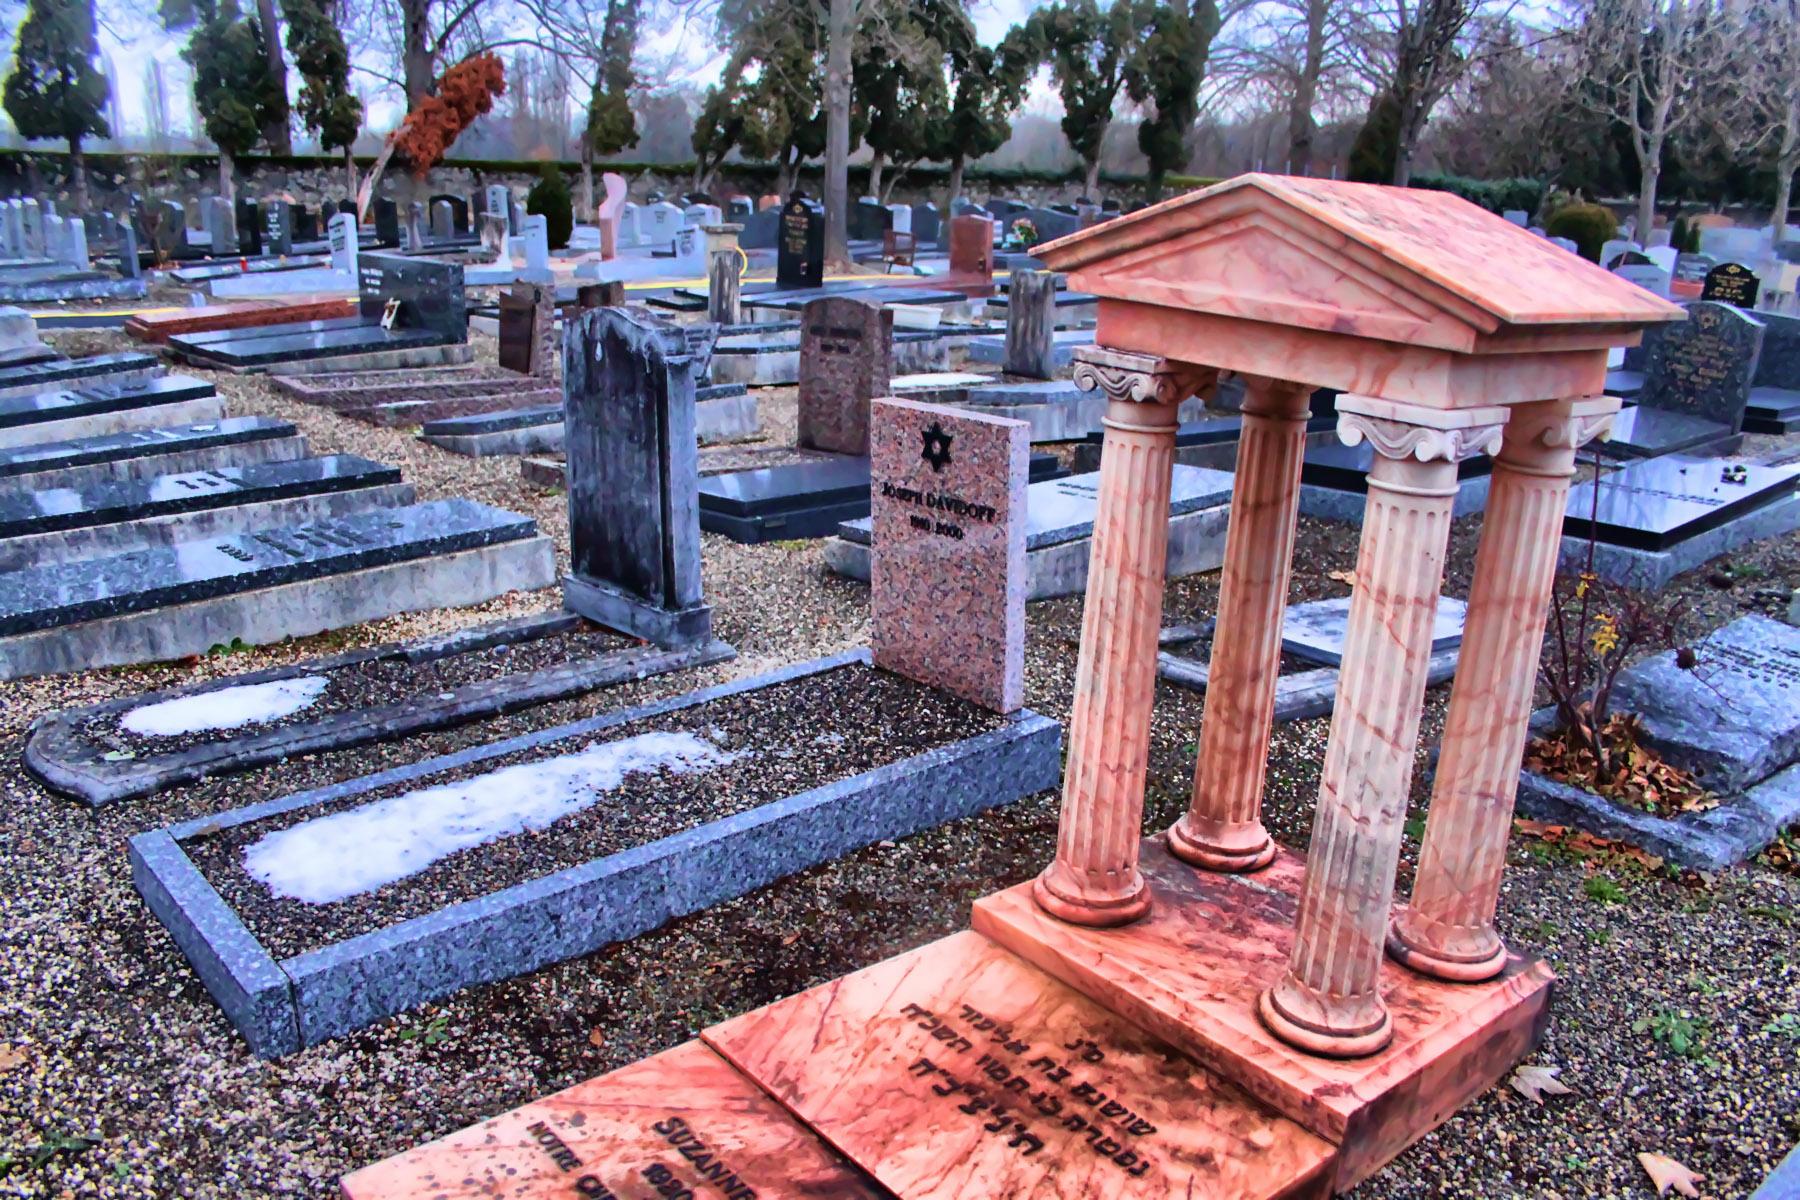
[[282, 0, 362, 191], [1347, 90, 1402, 184], [1126, 0, 1220, 196], [1026, 0, 1139, 195], [581, 0, 639, 210], [162, 0, 285, 205], [925, 24, 1035, 217], [3, 0, 110, 211]]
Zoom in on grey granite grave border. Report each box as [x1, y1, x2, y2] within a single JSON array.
[[27, 613, 733, 805], [0, 397, 226, 451], [1559, 493, 1800, 590], [1, 432, 311, 492], [1157, 645, 1460, 723], [1512, 760, 1800, 872], [258, 342, 475, 376], [0, 536, 555, 680], [128, 648, 1062, 1055]]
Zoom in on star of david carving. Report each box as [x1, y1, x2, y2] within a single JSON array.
[[921, 422, 954, 472]]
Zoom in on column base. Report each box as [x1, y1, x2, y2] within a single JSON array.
[[1386, 914, 1510, 983], [1257, 985, 1394, 1060], [1031, 864, 1151, 927], [1166, 814, 1278, 873]]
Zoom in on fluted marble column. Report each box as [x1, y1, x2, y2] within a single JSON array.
[[1169, 376, 1314, 872], [1034, 347, 1215, 927], [1260, 395, 1508, 1057], [1388, 395, 1620, 981]]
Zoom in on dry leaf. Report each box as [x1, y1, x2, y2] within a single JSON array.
[[1637, 1151, 1704, 1197], [587, 1029, 605, 1049], [1508, 1063, 1571, 1104], [781, 933, 800, 946], [0, 1044, 27, 1073], [1328, 569, 1357, 588]]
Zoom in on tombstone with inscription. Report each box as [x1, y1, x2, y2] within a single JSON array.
[[642, 201, 682, 248], [1614, 258, 1672, 299], [798, 297, 892, 455], [561, 307, 715, 646], [1636, 301, 1765, 437], [327, 212, 358, 275], [1703, 261, 1761, 306], [778, 193, 825, 289], [870, 399, 1027, 713], [263, 200, 293, 256]]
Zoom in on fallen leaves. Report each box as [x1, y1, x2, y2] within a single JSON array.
[[1327, 569, 1357, 589], [1507, 1063, 1572, 1104], [0, 1044, 29, 1074], [587, 1028, 605, 1049], [1512, 818, 1666, 873], [1524, 717, 1718, 817], [1637, 1151, 1704, 1197]]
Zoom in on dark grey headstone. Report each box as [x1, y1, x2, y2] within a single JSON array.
[[373, 199, 399, 247], [1004, 269, 1058, 379], [910, 204, 942, 248], [560, 307, 712, 646], [1754, 311, 1800, 391], [356, 253, 467, 342], [236, 199, 262, 256], [739, 208, 779, 250], [777, 194, 824, 289], [1637, 302, 1765, 434], [292, 205, 318, 242], [849, 197, 890, 241]]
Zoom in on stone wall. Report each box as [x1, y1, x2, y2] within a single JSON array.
[[0, 153, 1160, 223]]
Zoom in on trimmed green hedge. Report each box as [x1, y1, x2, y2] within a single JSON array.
[[1412, 173, 1546, 217], [1544, 202, 1618, 262]]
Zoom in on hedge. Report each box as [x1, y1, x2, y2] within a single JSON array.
[[1411, 173, 1547, 217]]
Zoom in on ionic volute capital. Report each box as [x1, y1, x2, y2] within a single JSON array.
[[1073, 346, 1216, 406]]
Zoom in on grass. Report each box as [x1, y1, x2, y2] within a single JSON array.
[[1634, 1009, 1710, 1058], [1583, 874, 1630, 905]]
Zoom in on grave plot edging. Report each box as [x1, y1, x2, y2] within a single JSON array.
[[134, 649, 1062, 1054]]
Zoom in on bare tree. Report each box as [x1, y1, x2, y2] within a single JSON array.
[[1208, 0, 1361, 174], [1742, 0, 1798, 235], [1570, 0, 1728, 239]]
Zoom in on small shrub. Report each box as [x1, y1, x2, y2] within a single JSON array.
[[1633, 1009, 1708, 1058], [527, 164, 574, 250], [1545, 203, 1619, 262], [1583, 874, 1628, 904]]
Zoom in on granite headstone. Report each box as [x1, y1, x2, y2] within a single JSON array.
[[798, 296, 893, 455], [1703, 262, 1762, 306], [778, 193, 825, 289], [1637, 301, 1765, 434]]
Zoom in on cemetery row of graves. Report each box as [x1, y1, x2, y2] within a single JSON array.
[[0, 171, 1796, 1199]]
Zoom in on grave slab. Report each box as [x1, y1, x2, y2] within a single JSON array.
[[1300, 440, 1491, 521], [174, 324, 451, 369], [704, 930, 1335, 1200], [1280, 595, 1467, 667], [0, 454, 406, 570], [1743, 385, 1800, 435], [129, 650, 1060, 1054], [1158, 639, 1461, 724], [828, 465, 1233, 600], [259, 342, 475, 377], [0, 417, 307, 491], [1600, 404, 1737, 459], [0, 378, 223, 450], [0, 351, 162, 400], [1563, 454, 1800, 552], [1565, 493, 1800, 590], [966, 329, 1094, 369], [28, 611, 733, 806], [340, 1041, 883, 1199], [971, 841, 1553, 1192]]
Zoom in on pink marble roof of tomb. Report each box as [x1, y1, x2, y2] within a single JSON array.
[[1034, 174, 1686, 408]]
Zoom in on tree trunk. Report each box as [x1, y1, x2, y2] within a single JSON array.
[[776, 146, 794, 200], [1637, 156, 1660, 249], [68, 138, 89, 212], [1084, 157, 1100, 196], [357, 139, 397, 219], [867, 150, 885, 201], [580, 140, 595, 215], [403, 0, 435, 107], [345, 146, 358, 206], [257, 0, 292, 154], [1289, 0, 1326, 176], [1774, 96, 1799, 239], [944, 155, 965, 222], [823, 0, 854, 269], [218, 151, 236, 206]]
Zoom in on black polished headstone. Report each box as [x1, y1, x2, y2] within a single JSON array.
[[357, 252, 467, 342], [1754, 311, 1800, 390], [0, 454, 399, 538], [292, 205, 318, 242], [849, 197, 891, 242], [1564, 455, 1800, 550], [1702, 262, 1761, 305], [0, 416, 297, 482], [778, 193, 825, 289], [0, 499, 536, 637], [0, 352, 160, 395], [235, 199, 262, 256], [263, 200, 293, 255], [560, 307, 712, 646], [177, 325, 447, 368], [0, 375, 214, 432], [374, 199, 399, 247], [1637, 301, 1765, 434]]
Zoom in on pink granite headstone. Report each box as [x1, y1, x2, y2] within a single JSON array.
[[870, 398, 1028, 714], [598, 172, 627, 260], [797, 296, 892, 455]]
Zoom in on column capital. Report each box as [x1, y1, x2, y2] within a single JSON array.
[[1073, 346, 1216, 406], [1524, 394, 1624, 450], [1336, 395, 1508, 465]]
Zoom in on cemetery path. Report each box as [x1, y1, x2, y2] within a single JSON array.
[[0, 328, 1795, 1198]]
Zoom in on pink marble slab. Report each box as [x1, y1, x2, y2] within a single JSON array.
[[1035, 174, 1685, 335], [703, 930, 1336, 1199], [869, 398, 1028, 714]]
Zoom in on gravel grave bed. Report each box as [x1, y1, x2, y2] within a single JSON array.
[[75, 624, 633, 757], [183, 663, 1006, 959], [0, 327, 1796, 1199]]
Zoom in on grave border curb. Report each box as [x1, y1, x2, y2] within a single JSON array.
[[131, 649, 1063, 1056]]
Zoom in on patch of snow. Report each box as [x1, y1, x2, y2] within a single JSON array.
[[122, 676, 331, 737], [242, 730, 744, 905]]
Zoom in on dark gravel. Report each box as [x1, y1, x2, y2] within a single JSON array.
[[0, 329, 1794, 1198], [184, 664, 1003, 958]]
